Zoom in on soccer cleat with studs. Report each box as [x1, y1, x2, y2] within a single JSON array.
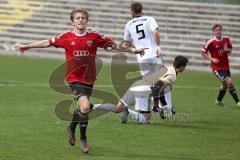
[[215, 99, 224, 106], [67, 125, 76, 146], [120, 107, 129, 124], [80, 139, 89, 153], [159, 108, 165, 119], [236, 101, 240, 108]]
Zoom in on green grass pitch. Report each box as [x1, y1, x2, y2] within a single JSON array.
[[0, 55, 239, 160]]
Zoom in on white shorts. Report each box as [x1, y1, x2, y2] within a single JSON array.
[[136, 57, 164, 111], [135, 96, 151, 111], [121, 83, 152, 112], [139, 57, 164, 76]]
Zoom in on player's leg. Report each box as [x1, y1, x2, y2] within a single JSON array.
[[139, 58, 160, 113], [127, 109, 149, 124], [67, 83, 81, 146], [216, 82, 227, 105], [140, 112, 151, 124], [125, 80, 152, 124], [91, 103, 116, 111], [90, 86, 135, 123], [214, 70, 228, 105], [138, 59, 154, 112], [67, 82, 92, 153], [134, 96, 151, 124], [225, 74, 240, 106], [68, 97, 90, 152], [92, 96, 139, 124], [114, 101, 125, 113], [119, 80, 148, 123], [213, 70, 240, 106], [91, 81, 138, 124], [77, 95, 90, 153]]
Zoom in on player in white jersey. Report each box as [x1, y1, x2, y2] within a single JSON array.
[[122, 2, 173, 120], [91, 56, 188, 124]]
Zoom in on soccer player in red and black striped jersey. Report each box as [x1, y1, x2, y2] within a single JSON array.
[[15, 8, 146, 153], [201, 24, 240, 108]]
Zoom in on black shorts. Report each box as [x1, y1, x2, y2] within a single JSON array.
[[213, 70, 231, 82], [69, 82, 93, 100]]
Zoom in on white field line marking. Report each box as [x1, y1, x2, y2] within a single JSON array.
[[0, 80, 222, 90]]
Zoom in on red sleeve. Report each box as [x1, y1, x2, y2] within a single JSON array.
[[227, 38, 232, 49], [49, 36, 64, 48], [201, 39, 210, 54], [96, 34, 115, 49], [49, 31, 68, 48]]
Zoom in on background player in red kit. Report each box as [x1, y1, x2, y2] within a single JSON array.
[[15, 8, 146, 153], [201, 24, 240, 108]]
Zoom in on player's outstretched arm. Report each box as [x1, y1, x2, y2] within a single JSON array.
[[110, 41, 147, 57], [15, 39, 51, 53], [118, 46, 148, 57]]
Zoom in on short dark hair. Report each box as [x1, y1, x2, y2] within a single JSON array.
[[70, 8, 89, 22], [212, 24, 222, 31], [173, 56, 188, 68], [131, 2, 142, 14]]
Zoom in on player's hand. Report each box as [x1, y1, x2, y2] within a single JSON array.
[[223, 44, 231, 55], [156, 46, 161, 57], [152, 105, 159, 112], [223, 44, 228, 51], [134, 48, 148, 57], [106, 35, 115, 41], [15, 44, 27, 54], [211, 58, 220, 64], [162, 105, 173, 119]]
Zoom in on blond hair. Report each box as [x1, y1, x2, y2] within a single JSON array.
[[70, 8, 89, 22]]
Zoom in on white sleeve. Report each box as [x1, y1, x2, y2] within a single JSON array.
[[123, 23, 131, 41], [148, 17, 159, 31]]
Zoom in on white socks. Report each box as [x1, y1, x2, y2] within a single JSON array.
[[128, 109, 147, 124], [92, 104, 147, 124], [92, 103, 115, 112]]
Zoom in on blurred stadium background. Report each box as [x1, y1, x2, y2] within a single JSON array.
[[0, 0, 239, 72]]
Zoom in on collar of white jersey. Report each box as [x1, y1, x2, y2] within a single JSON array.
[[168, 66, 177, 75], [133, 15, 142, 18]]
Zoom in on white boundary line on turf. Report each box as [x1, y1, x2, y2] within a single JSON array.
[[0, 81, 222, 90]]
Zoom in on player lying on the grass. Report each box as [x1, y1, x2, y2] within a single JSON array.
[[201, 24, 240, 108], [91, 56, 188, 124], [15, 8, 146, 153]]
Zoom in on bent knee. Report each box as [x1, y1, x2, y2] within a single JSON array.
[[114, 102, 124, 113], [77, 102, 90, 113], [81, 106, 90, 113], [226, 78, 233, 88]]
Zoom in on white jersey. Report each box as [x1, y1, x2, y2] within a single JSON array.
[[124, 16, 159, 61], [121, 66, 176, 109], [142, 66, 176, 86]]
